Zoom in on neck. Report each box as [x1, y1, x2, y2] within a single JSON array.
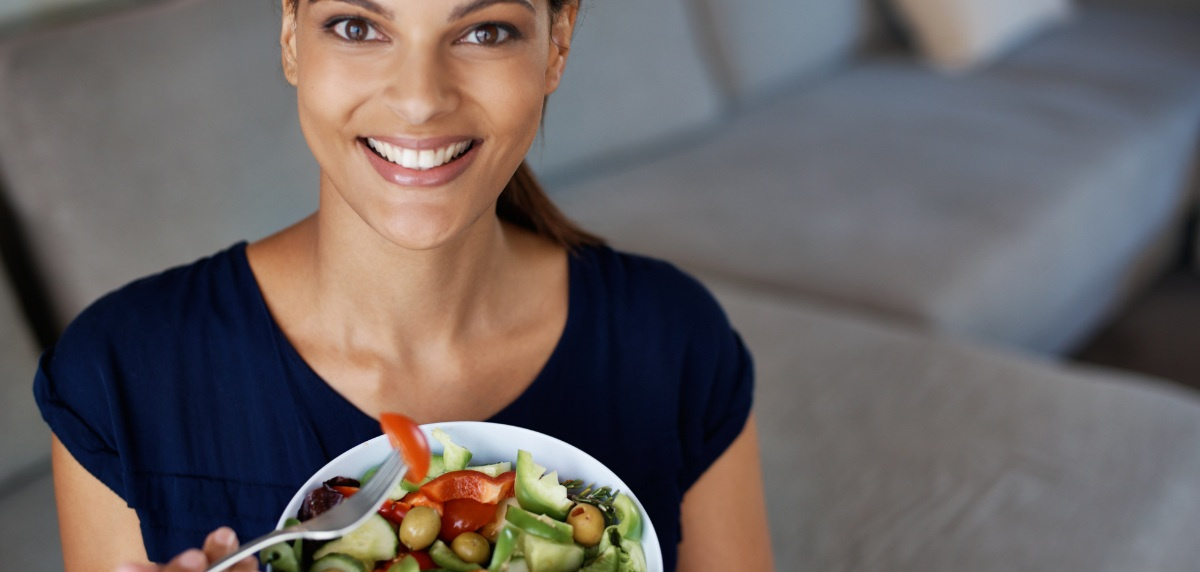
[[306, 189, 519, 350]]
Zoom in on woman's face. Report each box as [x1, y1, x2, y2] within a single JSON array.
[[281, 0, 574, 250]]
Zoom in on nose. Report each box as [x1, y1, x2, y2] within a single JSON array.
[[382, 48, 458, 125]]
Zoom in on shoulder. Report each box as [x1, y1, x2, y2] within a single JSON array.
[[573, 244, 733, 333], [49, 243, 251, 366]]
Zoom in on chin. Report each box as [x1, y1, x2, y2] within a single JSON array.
[[373, 205, 486, 252]]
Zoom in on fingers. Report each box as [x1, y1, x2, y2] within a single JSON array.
[[202, 527, 258, 572], [114, 527, 257, 572]]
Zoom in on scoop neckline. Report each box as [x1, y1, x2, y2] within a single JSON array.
[[229, 240, 581, 426]]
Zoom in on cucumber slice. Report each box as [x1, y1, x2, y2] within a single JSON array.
[[507, 558, 530, 572], [579, 546, 620, 572], [467, 462, 512, 477], [313, 514, 398, 564], [520, 534, 584, 572], [310, 553, 368, 572]]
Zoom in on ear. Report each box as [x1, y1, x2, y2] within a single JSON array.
[[544, 2, 578, 95], [281, 0, 300, 86]]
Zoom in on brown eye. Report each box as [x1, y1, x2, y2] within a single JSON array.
[[462, 24, 513, 46], [332, 18, 380, 42]]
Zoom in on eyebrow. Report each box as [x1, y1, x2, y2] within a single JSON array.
[[449, 0, 536, 21], [308, 0, 394, 19]]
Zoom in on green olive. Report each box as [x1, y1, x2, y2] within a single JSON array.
[[566, 503, 605, 547], [450, 531, 491, 564], [399, 506, 440, 551]]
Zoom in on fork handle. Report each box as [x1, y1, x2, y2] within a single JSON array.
[[205, 527, 305, 572]]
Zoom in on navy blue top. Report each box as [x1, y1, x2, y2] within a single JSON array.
[[34, 242, 753, 571]]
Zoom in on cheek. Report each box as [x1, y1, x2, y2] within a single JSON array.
[[467, 58, 549, 147]]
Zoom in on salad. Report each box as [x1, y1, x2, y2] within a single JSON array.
[[262, 427, 648, 572]]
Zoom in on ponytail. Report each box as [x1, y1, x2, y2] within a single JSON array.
[[497, 161, 604, 250]]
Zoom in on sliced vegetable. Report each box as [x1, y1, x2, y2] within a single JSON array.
[[440, 498, 501, 542], [384, 554, 421, 572], [611, 494, 641, 542], [433, 428, 473, 471], [380, 413, 432, 484], [466, 462, 512, 477], [487, 526, 520, 572], [313, 514, 399, 563], [309, 553, 367, 572], [399, 455, 446, 494], [505, 506, 574, 545], [420, 470, 515, 504], [515, 451, 572, 520], [429, 539, 485, 571], [520, 534, 584, 572], [617, 539, 646, 572], [578, 546, 620, 572]]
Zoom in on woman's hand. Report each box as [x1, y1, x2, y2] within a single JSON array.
[[115, 527, 257, 572]]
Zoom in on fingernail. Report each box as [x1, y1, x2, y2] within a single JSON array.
[[215, 527, 237, 547], [178, 549, 206, 570]]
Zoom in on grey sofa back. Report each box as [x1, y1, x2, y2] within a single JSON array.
[[0, 0, 317, 326], [689, 0, 890, 103]]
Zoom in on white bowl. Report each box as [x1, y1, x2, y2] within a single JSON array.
[[278, 421, 663, 571]]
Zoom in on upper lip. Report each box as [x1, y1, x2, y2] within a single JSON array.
[[360, 135, 477, 150]]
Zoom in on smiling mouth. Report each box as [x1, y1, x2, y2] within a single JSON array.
[[362, 137, 476, 171]]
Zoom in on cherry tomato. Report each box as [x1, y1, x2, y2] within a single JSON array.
[[380, 413, 431, 483], [439, 498, 499, 542], [419, 470, 515, 504], [331, 485, 358, 498]]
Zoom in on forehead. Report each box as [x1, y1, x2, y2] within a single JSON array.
[[303, 0, 541, 18]]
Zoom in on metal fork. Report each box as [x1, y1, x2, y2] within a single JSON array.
[[206, 449, 407, 571]]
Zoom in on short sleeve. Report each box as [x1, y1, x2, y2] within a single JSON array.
[[674, 281, 756, 492], [32, 317, 128, 503]]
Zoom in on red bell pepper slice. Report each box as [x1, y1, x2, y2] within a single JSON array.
[[419, 470, 515, 504], [401, 490, 445, 516], [378, 498, 412, 526]]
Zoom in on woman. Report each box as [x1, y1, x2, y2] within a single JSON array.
[[36, 0, 773, 570]]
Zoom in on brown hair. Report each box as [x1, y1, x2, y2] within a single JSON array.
[[285, 0, 602, 250]]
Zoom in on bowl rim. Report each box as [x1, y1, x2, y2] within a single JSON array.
[[276, 420, 663, 570]]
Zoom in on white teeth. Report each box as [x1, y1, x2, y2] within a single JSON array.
[[367, 137, 472, 171]]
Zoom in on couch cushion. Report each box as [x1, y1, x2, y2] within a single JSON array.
[[0, 272, 45, 482], [557, 7, 1200, 354], [528, 0, 724, 181], [687, 0, 886, 103], [712, 283, 1200, 570], [0, 0, 318, 325]]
